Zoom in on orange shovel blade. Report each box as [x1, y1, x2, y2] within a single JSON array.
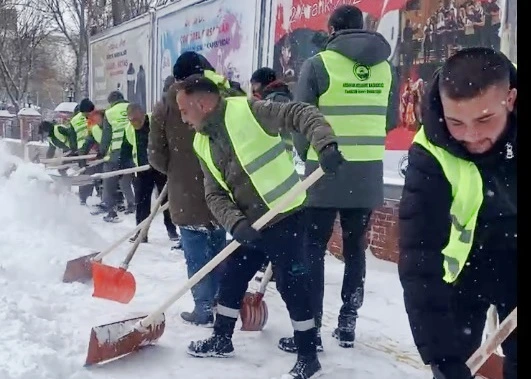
[[85, 313, 166, 366], [91, 261, 136, 304], [240, 292, 268, 331]]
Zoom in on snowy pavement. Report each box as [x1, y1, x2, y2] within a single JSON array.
[[0, 153, 429, 379]]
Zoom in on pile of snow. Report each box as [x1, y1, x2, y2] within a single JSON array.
[[0, 144, 428, 378]]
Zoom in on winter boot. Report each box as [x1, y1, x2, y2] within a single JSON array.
[[187, 333, 234, 358], [103, 210, 121, 223], [278, 333, 323, 354], [333, 313, 357, 348], [284, 353, 322, 379], [332, 328, 355, 348], [181, 310, 214, 328], [90, 203, 107, 215], [124, 205, 135, 215]]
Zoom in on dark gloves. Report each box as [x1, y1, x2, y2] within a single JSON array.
[[318, 143, 345, 174], [231, 219, 261, 246], [431, 361, 473, 379], [79, 159, 87, 168]]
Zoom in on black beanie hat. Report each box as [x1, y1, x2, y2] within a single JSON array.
[[251, 67, 277, 86], [79, 98, 95, 113], [173, 51, 214, 81]]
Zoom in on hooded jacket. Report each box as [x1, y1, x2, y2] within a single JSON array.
[[398, 65, 517, 366], [293, 29, 399, 209]]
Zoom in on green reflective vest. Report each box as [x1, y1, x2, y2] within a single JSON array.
[[104, 102, 129, 158], [49, 124, 69, 148], [125, 113, 151, 167], [307, 50, 392, 162], [91, 124, 102, 144], [70, 112, 88, 149], [204, 70, 230, 89], [193, 97, 305, 213], [413, 127, 484, 283]]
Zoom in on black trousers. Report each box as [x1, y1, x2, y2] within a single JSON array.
[[215, 211, 317, 354], [133, 168, 176, 234], [304, 207, 372, 329]]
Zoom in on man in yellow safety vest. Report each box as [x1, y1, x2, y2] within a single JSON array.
[[279, 4, 399, 353], [68, 98, 94, 152], [398, 48, 517, 379], [93, 91, 135, 222], [176, 74, 344, 379], [124, 102, 179, 243]]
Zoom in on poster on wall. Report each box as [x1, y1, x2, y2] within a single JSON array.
[[157, 0, 258, 97], [271, 0, 506, 186], [90, 23, 151, 111]]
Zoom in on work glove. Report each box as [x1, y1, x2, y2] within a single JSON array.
[[431, 361, 473, 379], [318, 143, 345, 174], [231, 219, 261, 246], [79, 159, 87, 168]]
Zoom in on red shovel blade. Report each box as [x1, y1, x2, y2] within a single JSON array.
[[85, 313, 166, 366], [91, 261, 136, 304], [62, 252, 99, 283], [476, 353, 504, 379], [240, 292, 268, 331]]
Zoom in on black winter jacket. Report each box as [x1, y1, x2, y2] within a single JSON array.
[[398, 67, 517, 366]]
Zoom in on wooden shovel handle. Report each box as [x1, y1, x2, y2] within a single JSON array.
[[257, 262, 274, 295], [92, 165, 150, 180], [140, 167, 325, 328], [467, 306, 517, 375], [120, 184, 169, 270], [93, 202, 170, 261]]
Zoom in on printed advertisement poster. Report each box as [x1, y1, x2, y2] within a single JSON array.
[[90, 23, 151, 111], [157, 0, 258, 97], [272, 0, 506, 186]]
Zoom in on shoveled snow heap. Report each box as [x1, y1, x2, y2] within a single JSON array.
[[0, 144, 428, 378]]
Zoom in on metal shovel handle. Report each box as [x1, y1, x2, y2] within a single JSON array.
[[93, 202, 170, 262], [119, 184, 169, 270], [140, 167, 325, 327]]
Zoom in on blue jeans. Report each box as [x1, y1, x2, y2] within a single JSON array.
[[180, 226, 227, 319]]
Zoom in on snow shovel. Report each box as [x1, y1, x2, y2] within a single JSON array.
[[240, 262, 273, 331], [62, 202, 170, 283], [92, 184, 169, 304], [469, 306, 517, 379], [84, 167, 325, 366]]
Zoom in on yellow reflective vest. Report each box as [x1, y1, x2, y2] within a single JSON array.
[[103, 102, 129, 159], [307, 50, 392, 162], [70, 112, 89, 149], [125, 113, 151, 167], [193, 97, 305, 213], [413, 127, 484, 283]]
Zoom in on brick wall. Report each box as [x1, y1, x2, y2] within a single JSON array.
[[327, 199, 400, 264]]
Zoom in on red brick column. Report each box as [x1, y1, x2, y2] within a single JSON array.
[[327, 199, 400, 264]]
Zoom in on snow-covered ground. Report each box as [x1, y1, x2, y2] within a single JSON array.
[[0, 146, 429, 379]]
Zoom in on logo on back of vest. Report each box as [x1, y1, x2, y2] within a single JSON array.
[[398, 154, 408, 178], [353, 63, 371, 81]]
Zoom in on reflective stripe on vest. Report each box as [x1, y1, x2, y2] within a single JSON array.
[[104, 102, 129, 155], [193, 97, 305, 213], [125, 113, 151, 167], [70, 112, 88, 149], [91, 124, 102, 144], [204, 70, 230, 89], [307, 50, 392, 162], [49, 124, 68, 148], [413, 127, 484, 283]]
